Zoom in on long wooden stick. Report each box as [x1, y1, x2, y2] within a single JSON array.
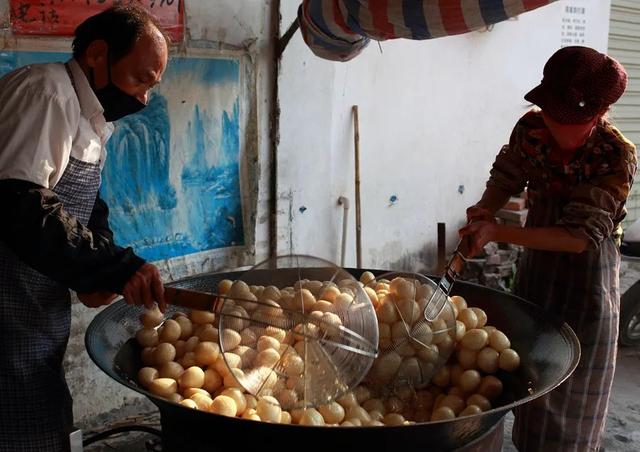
[[269, 0, 281, 260], [437, 222, 446, 273], [353, 105, 362, 268], [277, 18, 300, 58]]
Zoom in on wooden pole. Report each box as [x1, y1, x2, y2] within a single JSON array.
[[353, 106, 362, 268], [268, 1, 281, 260], [437, 223, 446, 273], [277, 18, 299, 58]]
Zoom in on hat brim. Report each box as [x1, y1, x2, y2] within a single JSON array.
[[524, 83, 549, 110], [524, 83, 594, 124]]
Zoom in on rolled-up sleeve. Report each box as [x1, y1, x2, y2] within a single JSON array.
[[558, 142, 637, 248]]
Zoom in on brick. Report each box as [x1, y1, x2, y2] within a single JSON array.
[[482, 273, 503, 289], [497, 263, 516, 277], [496, 209, 528, 226], [504, 197, 526, 211], [482, 264, 497, 273], [483, 242, 499, 256], [498, 250, 518, 264]]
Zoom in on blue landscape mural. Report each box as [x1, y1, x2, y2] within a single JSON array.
[[0, 51, 245, 261]]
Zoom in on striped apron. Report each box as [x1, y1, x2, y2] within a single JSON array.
[[0, 66, 102, 451], [511, 184, 619, 452]]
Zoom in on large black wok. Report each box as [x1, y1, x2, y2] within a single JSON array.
[[85, 269, 580, 451]]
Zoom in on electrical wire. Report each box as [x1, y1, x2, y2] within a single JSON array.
[[83, 425, 161, 447]]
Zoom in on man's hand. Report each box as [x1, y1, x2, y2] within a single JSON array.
[[77, 291, 119, 308], [122, 263, 166, 312], [459, 221, 499, 258]]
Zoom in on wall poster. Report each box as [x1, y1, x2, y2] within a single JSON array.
[[0, 50, 246, 262]]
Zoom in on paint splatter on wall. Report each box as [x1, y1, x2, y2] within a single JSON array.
[[0, 51, 245, 262]]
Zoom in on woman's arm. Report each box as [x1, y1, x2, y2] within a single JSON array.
[[468, 121, 531, 222], [477, 186, 513, 214], [459, 221, 589, 257], [467, 186, 513, 222]]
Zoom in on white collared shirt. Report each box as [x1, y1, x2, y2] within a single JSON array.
[[0, 59, 113, 189]]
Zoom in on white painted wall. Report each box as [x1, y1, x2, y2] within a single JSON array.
[[277, 0, 612, 274]]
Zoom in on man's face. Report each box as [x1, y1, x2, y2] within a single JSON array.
[[91, 25, 168, 105]]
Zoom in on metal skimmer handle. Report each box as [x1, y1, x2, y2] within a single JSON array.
[[423, 237, 470, 321]]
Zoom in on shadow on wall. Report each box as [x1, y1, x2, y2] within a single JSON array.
[[371, 243, 438, 276]]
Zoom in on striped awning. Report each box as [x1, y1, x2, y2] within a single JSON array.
[[299, 0, 558, 61]]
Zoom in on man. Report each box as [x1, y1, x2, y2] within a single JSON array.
[[0, 5, 168, 451]]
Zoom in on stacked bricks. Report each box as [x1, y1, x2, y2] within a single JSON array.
[[460, 192, 527, 292]]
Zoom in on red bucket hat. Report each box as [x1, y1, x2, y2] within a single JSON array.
[[525, 46, 628, 124]]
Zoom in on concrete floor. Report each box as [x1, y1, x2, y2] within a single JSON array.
[[83, 347, 640, 451], [601, 346, 640, 451], [502, 346, 640, 451]]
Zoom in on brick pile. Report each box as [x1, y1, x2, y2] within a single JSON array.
[[460, 192, 528, 292]]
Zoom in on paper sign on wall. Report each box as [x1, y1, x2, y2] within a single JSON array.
[[9, 0, 184, 42]]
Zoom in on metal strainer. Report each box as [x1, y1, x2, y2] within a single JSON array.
[[364, 235, 470, 392], [166, 255, 379, 409], [364, 271, 457, 394]]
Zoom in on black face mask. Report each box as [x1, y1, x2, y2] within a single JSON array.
[[91, 55, 146, 122]]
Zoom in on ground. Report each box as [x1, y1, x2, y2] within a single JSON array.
[[502, 346, 640, 452], [83, 347, 640, 451], [599, 346, 640, 451]]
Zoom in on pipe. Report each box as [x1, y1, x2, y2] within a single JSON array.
[[83, 425, 162, 447], [337, 196, 350, 267], [352, 106, 362, 268]]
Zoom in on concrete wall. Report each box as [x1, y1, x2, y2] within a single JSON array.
[[0, 0, 612, 427], [277, 0, 612, 273]]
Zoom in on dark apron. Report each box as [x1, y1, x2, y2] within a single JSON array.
[[0, 64, 102, 452]]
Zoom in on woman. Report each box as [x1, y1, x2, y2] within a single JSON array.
[[460, 46, 636, 451]]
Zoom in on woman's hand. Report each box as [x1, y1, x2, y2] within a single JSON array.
[[77, 291, 119, 308], [466, 204, 496, 223], [459, 221, 499, 258]]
